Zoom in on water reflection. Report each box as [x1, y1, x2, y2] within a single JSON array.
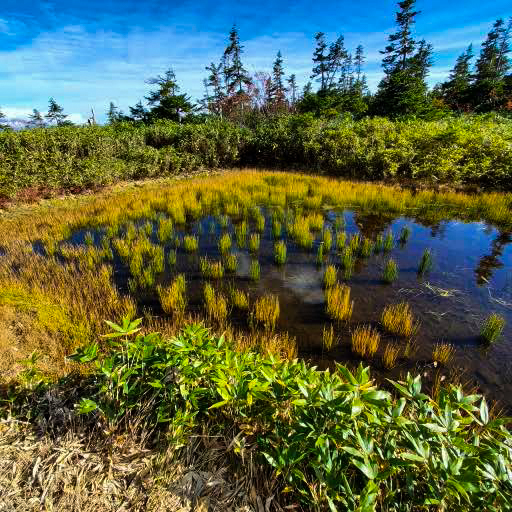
[[475, 231, 512, 285]]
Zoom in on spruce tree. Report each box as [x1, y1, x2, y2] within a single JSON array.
[[205, 62, 225, 115], [45, 98, 67, 126], [269, 51, 287, 106], [28, 109, 45, 128], [311, 33, 329, 91], [471, 18, 512, 111], [373, 0, 432, 117], [0, 108, 8, 130], [287, 74, 298, 108], [223, 25, 252, 95], [129, 101, 148, 122], [106, 102, 123, 124], [440, 45, 473, 111]]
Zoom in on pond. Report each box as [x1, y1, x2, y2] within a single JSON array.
[[63, 203, 512, 409]]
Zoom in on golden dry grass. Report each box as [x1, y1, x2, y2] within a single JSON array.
[[381, 302, 418, 337], [351, 325, 380, 358], [325, 283, 353, 322]]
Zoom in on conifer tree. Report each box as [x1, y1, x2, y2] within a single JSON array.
[[45, 98, 67, 126], [373, 0, 432, 117], [223, 25, 252, 95], [28, 108, 45, 128], [287, 74, 298, 108], [471, 18, 512, 111], [106, 102, 123, 124], [311, 32, 329, 91], [440, 45, 473, 111], [0, 108, 8, 130], [129, 100, 148, 122], [269, 51, 287, 106], [204, 62, 225, 115]]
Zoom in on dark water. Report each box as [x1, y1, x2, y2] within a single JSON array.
[[66, 209, 512, 409]]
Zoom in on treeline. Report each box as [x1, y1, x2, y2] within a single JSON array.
[[0, 0, 510, 129], [1, 115, 511, 198]]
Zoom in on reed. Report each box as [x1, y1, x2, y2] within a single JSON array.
[[383, 231, 394, 252], [224, 253, 238, 273], [381, 302, 417, 337], [316, 244, 324, 265], [183, 235, 198, 252], [323, 265, 337, 288], [322, 229, 332, 252], [325, 283, 353, 322], [272, 219, 282, 239], [203, 283, 228, 325], [418, 249, 433, 275], [230, 287, 249, 310], [336, 231, 346, 250], [249, 260, 260, 281], [351, 325, 380, 358], [349, 234, 361, 253], [399, 225, 411, 245], [255, 213, 265, 233], [218, 233, 232, 254], [360, 238, 373, 258], [322, 324, 335, 351], [219, 214, 229, 229], [432, 343, 455, 364], [289, 216, 314, 249], [374, 234, 384, 253], [307, 212, 324, 231], [340, 247, 354, 275], [382, 343, 400, 369], [235, 221, 247, 247], [157, 217, 173, 243], [249, 233, 260, 253], [158, 275, 186, 318], [251, 294, 280, 331], [200, 257, 224, 279], [168, 249, 177, 266], [481, 313, 506, 343], [382, 258, 398, 283], [274, 240, 287, 265]]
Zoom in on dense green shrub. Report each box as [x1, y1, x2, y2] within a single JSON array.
[[5, 320, 511, 510], [1, 114, 512, 197]]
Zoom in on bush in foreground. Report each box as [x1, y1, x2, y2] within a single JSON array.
[[3, 320, 512, 510]]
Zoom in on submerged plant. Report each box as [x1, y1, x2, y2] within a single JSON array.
[[481, 313, 505, 343], [418, 249, 433, 275], [334, 214, 345, 231], [381, 302, 417, 337], [183, 235, 198, 252], [382, 258, 398, 283], [322, 324, 335, 351], [251, 294, 280, 331], [274, 240, 287, 265], [218, 233, 232, 254], [382, 343, 401, 369], [248, 233, 260, 253], [323, 265, 337, 288], [351, 325, 380, 358], [249, 260, 260, 281], [325, 283, 353, 322], [432, 343, 455, 364]]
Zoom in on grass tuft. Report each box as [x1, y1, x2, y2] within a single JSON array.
[[274, 240, 287, 265], [351, 325, 380, 358], [322, 324, 335, 351], [432, 343, 455, 364], [251, 294, 280, 331], [381, 302, 417, 337], [382, 258, 398, 283], [382, 343, 401, 369], [323, 265, 337, 288], [325, 283, 353, 322], [481, 313, 505, 343], [183, 235, 199, 252]]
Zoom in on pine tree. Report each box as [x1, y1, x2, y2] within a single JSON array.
[[145, 69, 179, 105], [223, 25, 252, 95], [471, 18, 512, 111], [440, 45, 473, 111], [45, 98, 67, 126], [287, 74, 298, 108], [28, 108, 45, 128], [373, 0, 432, 117]]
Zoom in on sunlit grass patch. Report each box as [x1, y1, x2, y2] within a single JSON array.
[[336, 231, 346, 251], [274, 240, 287, 265], [251, 294, 280, 331], [382, 343, 400, 369], [200, 257, 224, 279], [432, 343, 455, 364], [360, 238, 373, 258], [323, 265, 337, 288], [158, 274, 186, 318], [322, 323, 335, 351], [157, 217, 173, 243], [351, 325, 380, 358], [229, 286, 249, 310], [383, 231, 394, 252], [381, 302, 417, 337], [481, 313, 505, 343], [183, 235, 198, 252], [218, 233, 232, 254], [325, 283, 353, 322], [249, 233, 260, 253], [322, 229, 332, 251], [399, 225, 411, 245], [382, 258, 398, 283], [249, 259, 260, 281], [223, 253, 238, 273]]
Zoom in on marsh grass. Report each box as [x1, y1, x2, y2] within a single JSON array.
[[325, 283, 353, 322], [323, 265, 337, 288], [272, 219, 282, 239], [323, 230, 332, 252], [481, 313, 506, 343], [399, 226, 411, 245], [316, 244, 324, 265], [418, 249, 433, 275], [218, 233, 232, 254], [289, 216, 314, 249], [382, 258, 398, 283], [235, 221, 247, 248], [158, 217, 173, 243], [183, 235, 198, 252], [249, 260, 260, 281], [383, 231, 394, 252], [322, 324, 335, 351], [203, 283, 228, 325], [249, 233, 260, 253], [349, 234, 361, 253], [158, 275, 186, 318], [351, 325, 380, 358], [336, 231, 347, 251], [251, 294, 280, 331], [307, 212, 324, 231], [381, 302, 418, 337], [200, 257, 224, 279], [229, 286, 249, 310], [432, 343, 455, 364], [168, 249, 177, 266], [374, 234, 384, 253], [360, 238, 373, 258], [223, 253, 238, 273], [334, 214, 345, 231], [274, 240, 287, 265], [255, 213, 265, 233], [382, 343, 401, 369]]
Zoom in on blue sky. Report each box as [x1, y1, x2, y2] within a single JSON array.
[[0, 0, 510, 123]]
